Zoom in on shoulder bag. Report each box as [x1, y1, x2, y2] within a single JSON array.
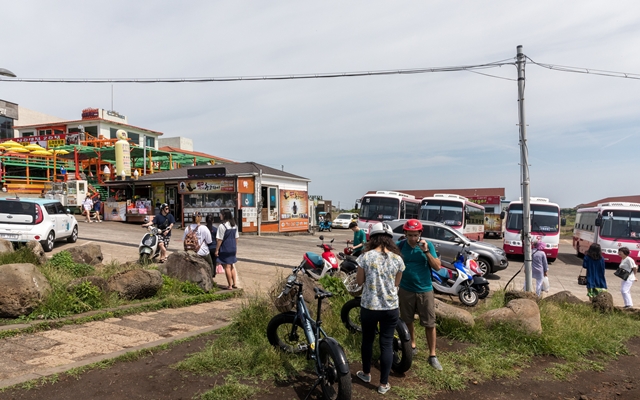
[[614, 267, 630, 281]]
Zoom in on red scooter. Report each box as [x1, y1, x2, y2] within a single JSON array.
[[301, 235, 340, 280]]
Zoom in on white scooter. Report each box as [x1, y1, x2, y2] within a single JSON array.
[[139, 218, 162, 264], [431, 256, 479, 306]]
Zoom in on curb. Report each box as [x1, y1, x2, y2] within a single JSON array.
[[0, 320, 231, 389]]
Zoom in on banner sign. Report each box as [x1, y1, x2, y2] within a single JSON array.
[[178, 179, 235, 194], [279, 190, 309, 232]]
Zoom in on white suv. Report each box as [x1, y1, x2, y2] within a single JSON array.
[[0, 198, 79, 252]]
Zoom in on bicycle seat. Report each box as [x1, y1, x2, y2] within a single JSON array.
[[314, 287, 333, 299]]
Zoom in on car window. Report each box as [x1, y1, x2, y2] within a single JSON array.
[[54, 203, 67, 214], [336, 214, 351, 219], [44, 204, 57, 215], [0, 200, 35, 215], [431, 226, 457, 241], [392, 225, 404, 234]]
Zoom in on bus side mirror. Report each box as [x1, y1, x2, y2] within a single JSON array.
[[561, 218, 566, 227], [595, 216, 602, 227], [500, 211, 505, 219]]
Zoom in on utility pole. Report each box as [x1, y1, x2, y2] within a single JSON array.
[[517, 45, 533, 292]]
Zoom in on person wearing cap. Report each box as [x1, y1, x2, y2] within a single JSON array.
[[142, 203, 175, 263], [397, 219, 443, 371], [183, 212, 214, 272], [354, 222, 405, 395]]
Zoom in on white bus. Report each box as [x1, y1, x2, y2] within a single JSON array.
[[358, 191, 421, 233], [503, 197, 564, 262], [419, 194, 485, 241], [573, 202, 640, 264]]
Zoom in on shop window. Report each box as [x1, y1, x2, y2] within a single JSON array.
[[260, 186, 279, 221], [38, 129, 52, 136], [145, 136, 155, 148], [128, 132, 139, 145], [22, 131, 35, 137]]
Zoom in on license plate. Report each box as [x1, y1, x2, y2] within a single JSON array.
[[0, 234, 18, 239]]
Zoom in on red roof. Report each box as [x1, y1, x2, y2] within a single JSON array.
[[576, 195, 640, 209], [158, 146, 236, 163], [367, 188, 505, 199]]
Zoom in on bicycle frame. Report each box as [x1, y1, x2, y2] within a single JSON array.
[[290, 283, 327, 365]]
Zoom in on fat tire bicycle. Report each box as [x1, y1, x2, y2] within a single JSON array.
[[267, 265, 352, 400]]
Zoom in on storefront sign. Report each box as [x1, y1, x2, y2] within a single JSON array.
[[280, 190, 309, 232], [237, 177, 255, 193], [468, 196, 502, 205], [178, 179, 235, 194], [48, 139, 66, 148]]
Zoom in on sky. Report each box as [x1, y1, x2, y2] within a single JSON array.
[[2, 1, 640, 209]]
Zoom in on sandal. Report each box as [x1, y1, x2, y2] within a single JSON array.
[[232, 285, 237, 289], [158, 258, 167, 264]]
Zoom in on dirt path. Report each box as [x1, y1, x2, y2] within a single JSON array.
[[1, 335, 638, 399]]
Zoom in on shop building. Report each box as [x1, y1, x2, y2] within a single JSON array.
[[136, 162, 310, 233], [0, 100, 19, 140]]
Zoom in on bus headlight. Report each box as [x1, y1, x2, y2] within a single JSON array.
[[602, 248, 619, 255]]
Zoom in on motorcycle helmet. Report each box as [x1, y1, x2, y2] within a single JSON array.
[[368, 222, 393, 238], [403, 219, 423, 232], [160, 203, 169, 211]]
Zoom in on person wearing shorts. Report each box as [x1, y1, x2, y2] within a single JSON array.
[[397, 219, 443, 371]]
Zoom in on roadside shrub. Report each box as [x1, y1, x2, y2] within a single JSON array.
[[159, 275, 206, 296], [49, 251, 94, 277], [0, 246, 41, 265], [72, 281, 104, 310]]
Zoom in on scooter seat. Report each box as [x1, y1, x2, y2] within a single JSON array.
[[304, 252, 324, 269]]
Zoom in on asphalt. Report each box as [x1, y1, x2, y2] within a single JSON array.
[[0, 221, 638, 388]]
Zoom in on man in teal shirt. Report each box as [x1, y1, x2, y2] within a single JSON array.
[[348, 221, 366, 256], [397, 219, 443, 371]]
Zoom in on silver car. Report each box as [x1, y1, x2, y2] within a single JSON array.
[[387, 219, 508, 276]]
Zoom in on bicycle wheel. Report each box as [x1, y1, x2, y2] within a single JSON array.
[[266, 312, 308, 353], [340, 297, 362, 333], [319, 340, 352, 400], [391, 320, 413, 373]]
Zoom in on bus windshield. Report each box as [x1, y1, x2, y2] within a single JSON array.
[[420, 200, 463, 226], [506, 204, 559, 233], [360, 197, 400, 221], [600, 210, 640, 239]]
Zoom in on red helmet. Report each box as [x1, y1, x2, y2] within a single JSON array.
[[403, 219, 423, 232]]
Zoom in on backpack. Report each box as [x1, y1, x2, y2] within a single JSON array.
[[184, 226, 199, 252]]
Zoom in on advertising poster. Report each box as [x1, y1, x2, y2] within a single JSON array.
[[152, 182, 165, 205], [279, 190, 309, 232], [178, 179, 235, 194], [105, 202, 127, 221]]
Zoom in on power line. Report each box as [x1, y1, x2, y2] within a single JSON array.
[[527, 56, 640, 80], [0, 59, 515, 84]]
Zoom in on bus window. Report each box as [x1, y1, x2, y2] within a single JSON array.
[[360, 197, 400, 221]]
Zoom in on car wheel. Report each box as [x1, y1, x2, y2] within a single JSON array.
[[477, 257, 490, 276], [67, 225, 78, 243], [41, 231, 55, 252]]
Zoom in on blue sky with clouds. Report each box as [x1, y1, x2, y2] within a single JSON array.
[[2, 1, 639, 208]]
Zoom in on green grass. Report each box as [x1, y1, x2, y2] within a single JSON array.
[[0, 250, 224, 326], [176, 275, 640, 399]]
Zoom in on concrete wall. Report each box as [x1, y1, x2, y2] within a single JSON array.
[[13, 106, 66, 137], [158, 136, 193, 151]]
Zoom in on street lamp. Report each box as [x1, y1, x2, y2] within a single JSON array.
[[0, 68, 16, 78]]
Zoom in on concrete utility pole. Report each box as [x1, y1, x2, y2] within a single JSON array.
[[516, 45, 533, 292]]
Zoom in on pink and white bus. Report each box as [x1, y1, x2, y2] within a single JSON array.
[[503, 197, 563, 262], [573, 202, 640, 264], [419, 194, 485, 241], [358, 191, 421, 233]]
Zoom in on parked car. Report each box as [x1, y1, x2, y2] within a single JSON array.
[[0, 197, 79, 252], [387, 219, 508, 276], [332, 213, 359, 229]]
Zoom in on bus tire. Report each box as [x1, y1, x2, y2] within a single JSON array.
[[548, 257, 556, 263]]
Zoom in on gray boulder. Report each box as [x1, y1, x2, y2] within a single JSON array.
[[591, 291, 614, 313], [0, 263, 51, 318], [160, 251, 213, 292], [25, 240, 47, 265], [504, 290, 539, 304], [477, 298, 542, 334], [66, 243, 104, 266], [107, 269, 163, 300], [541, 290, 585, 305], [434, 299, 475, 327], [0, 239, 14, 255], [67, 275, 109, 293]]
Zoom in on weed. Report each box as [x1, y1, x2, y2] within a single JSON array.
[[198, 376, 259, 400], [0, 246, 41, 265], [49, 251, 94, 277]]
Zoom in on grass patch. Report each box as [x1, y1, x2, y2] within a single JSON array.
[[177, 276, 640, 397], [198, 376, 259, 400], [0, 252, 221, 324]]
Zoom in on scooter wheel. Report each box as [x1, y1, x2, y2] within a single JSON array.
[[459, 288, 479, 306]]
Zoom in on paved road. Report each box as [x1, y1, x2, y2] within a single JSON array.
[[53, 221, 639, 306], [1, 221, 636, 388]]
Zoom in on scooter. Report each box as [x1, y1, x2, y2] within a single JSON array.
[[431, 256, 479, 306], [318, 219, 332, 232], [139, 219, 162, 264], [300, 235, 340, 279], [457, 249, 490, 299], [337, 242, 359, 276]]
